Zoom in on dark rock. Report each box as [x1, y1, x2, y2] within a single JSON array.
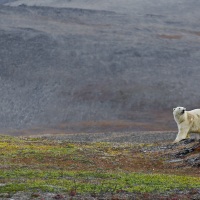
[[186, 156, 200, 167], [175, 147, 195, 158], [175, 143, 200, 158], [180, 138, 195, 144]]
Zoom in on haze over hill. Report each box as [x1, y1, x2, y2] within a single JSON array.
[[0, 0, 200, 133]]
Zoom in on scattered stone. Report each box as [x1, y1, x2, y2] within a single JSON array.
[[53, 194, 64, 199], [0, 193, 11, 198], [188, 188, 199, 195], [167, 159, 183, 163], [69, 189, 77, 197], [31, 193, 40, 198]]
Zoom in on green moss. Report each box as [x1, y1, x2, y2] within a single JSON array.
[[0, 169, 200, 193]]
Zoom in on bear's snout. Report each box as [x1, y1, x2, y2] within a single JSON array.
[[181, 110, 185, 114]]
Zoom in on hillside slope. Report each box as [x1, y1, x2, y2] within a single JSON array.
[[0, 1, 200, 131]]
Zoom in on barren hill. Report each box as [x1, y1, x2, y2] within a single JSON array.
[[0, 0, 200, 132]]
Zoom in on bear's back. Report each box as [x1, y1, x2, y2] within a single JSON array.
[[189, 109, 200, 115]]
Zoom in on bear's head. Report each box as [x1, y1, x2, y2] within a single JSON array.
[[173, 107, 186, 116]]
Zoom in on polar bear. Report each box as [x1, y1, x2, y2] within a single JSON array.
[[173, 106, 200, 143]]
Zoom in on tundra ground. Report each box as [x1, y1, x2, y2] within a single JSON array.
[[0, 133, 200, 199]]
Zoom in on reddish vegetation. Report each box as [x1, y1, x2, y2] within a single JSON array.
[[158, 34, 183, 39], [6, 111, 176, 136], [190, 31, 200, 36]]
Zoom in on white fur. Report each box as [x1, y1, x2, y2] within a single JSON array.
[[173, 106, 200, 143]]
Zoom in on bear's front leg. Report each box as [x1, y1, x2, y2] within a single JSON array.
[[173, 127, 190, 143]]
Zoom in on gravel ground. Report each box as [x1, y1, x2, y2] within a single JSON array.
[[40, 131, 177, 143], [2, 187, 200, 200]]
